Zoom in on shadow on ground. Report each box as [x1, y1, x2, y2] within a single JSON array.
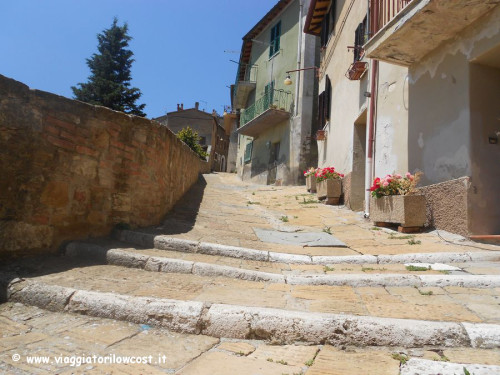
[[0, 174, 208, 304], [135, 173, 208, 236]]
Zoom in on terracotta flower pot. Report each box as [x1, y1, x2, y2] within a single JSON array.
[[370, 195, 426, 228], [316, 130, 326, 141], [317, 179, 342, 205]]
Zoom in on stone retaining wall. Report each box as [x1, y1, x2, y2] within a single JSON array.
[[0, 74, 209, 258]]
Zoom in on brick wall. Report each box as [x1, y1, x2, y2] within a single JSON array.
[[0, 75, 209, 258]]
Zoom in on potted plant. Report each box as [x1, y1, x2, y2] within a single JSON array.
[[304, 167, 317, 193], [370, 172, 426, 232], [316, 130, 326, 141], [316, 167, 344, 205]]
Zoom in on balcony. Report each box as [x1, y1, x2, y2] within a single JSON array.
[[237, 89, 293, 138], [364, 0, 500, 66], [233, 64, 258, 110]]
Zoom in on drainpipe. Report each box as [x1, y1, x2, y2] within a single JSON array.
[[365, 59, 378, 217], [365, 0, 378, 217], [294, 0, 303, 116]]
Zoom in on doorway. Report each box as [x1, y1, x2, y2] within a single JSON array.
[[351, 112, 367, 211]]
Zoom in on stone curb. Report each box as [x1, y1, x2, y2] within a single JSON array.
[[65, 242, 500, 288], [115, 230, 500, 265], [8, 279, 500, 348], [400, 358, 500, 375]]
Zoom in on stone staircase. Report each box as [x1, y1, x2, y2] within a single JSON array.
[[2, 173, 500, 374]]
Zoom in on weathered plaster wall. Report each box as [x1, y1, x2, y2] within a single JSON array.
[[407, 4, 500, 235], [249, 0, 299, 101], [469, 63, 500, 234], [373, 63, 409, 177], [408, 51, 472, 185], [318, 0, 369, 175], [241, 120, 290, 185], [0, 75, 208, 258], [239, 0, 317, 185]]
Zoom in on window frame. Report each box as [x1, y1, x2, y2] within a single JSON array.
[[244, 141, 253, 164], [269, 21, 281, 57]]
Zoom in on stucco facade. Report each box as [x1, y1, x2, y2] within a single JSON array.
[[234, 0, 319, 185], [306, 0, 500, 236]]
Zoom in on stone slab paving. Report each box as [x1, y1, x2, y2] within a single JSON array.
[[8, 261, 500, 324], [141, 173, 500, 257]]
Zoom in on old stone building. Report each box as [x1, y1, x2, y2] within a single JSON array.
[[155, 103, 229, 172]]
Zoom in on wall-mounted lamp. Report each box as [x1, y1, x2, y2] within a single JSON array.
[[284, 67, 319, 86]]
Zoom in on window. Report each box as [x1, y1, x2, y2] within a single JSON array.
[[318, 75, 332, 129], [271, 142, 280, 163], [199, 136, 206, 145], [269, 21, 281, 57], [244, 141, 253, 164], [320, 1, 336, 48], [354, 16, 368, 62], [264, 81, 275, 107]]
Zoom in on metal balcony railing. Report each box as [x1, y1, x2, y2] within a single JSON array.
[[240, 89, 293, 127], [369, 0, 413, 35]]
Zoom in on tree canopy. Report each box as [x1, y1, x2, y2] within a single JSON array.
[[177, 127, 208, 160], [72, 18, 146, 117]]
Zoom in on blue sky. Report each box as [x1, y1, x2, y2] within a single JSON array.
[[0, 0, 275, 118]]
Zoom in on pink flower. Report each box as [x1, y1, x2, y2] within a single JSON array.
[[405, 172, 412, 179], [383, 181, 389, 187]]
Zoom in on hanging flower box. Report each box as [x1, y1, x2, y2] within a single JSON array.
[[370, 172, 426, 231], [346, 61, 368, 80], [316, 130, 326, 141], [315, 167, 344, 205]]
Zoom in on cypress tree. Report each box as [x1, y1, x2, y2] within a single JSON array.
[[72, 18, 146, 117]]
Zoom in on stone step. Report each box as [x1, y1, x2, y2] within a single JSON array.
[[4, 259, 500, 326], [3, 302, 500, 375], [400, 358, 500, 375], [115, 229, 500, 265], [6, 278, 500, 348], [65, 241, 500, 288]]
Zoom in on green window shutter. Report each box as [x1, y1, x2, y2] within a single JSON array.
[[269, 21, 281, 57], [244, 141, 253, 163], [275, 21, 281, 52]]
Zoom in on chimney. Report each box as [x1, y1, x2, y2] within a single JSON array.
[[177, 104, 180, 111], [212, 109, 217, 116], [195, 102, 199, 110], [181, 103, 184, 110]]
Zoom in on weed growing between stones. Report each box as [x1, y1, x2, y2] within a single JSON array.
[[391, 353, 409, 365], [323, 266, 335, 272], [414, 286, 433, 296], [408, 239, 422, 245], [300, 197, 319, 204], [322, 226, 332, 234], [406, 265, 431, 271], [388, 234, 415, 240], [280, 216, 289, 222]]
